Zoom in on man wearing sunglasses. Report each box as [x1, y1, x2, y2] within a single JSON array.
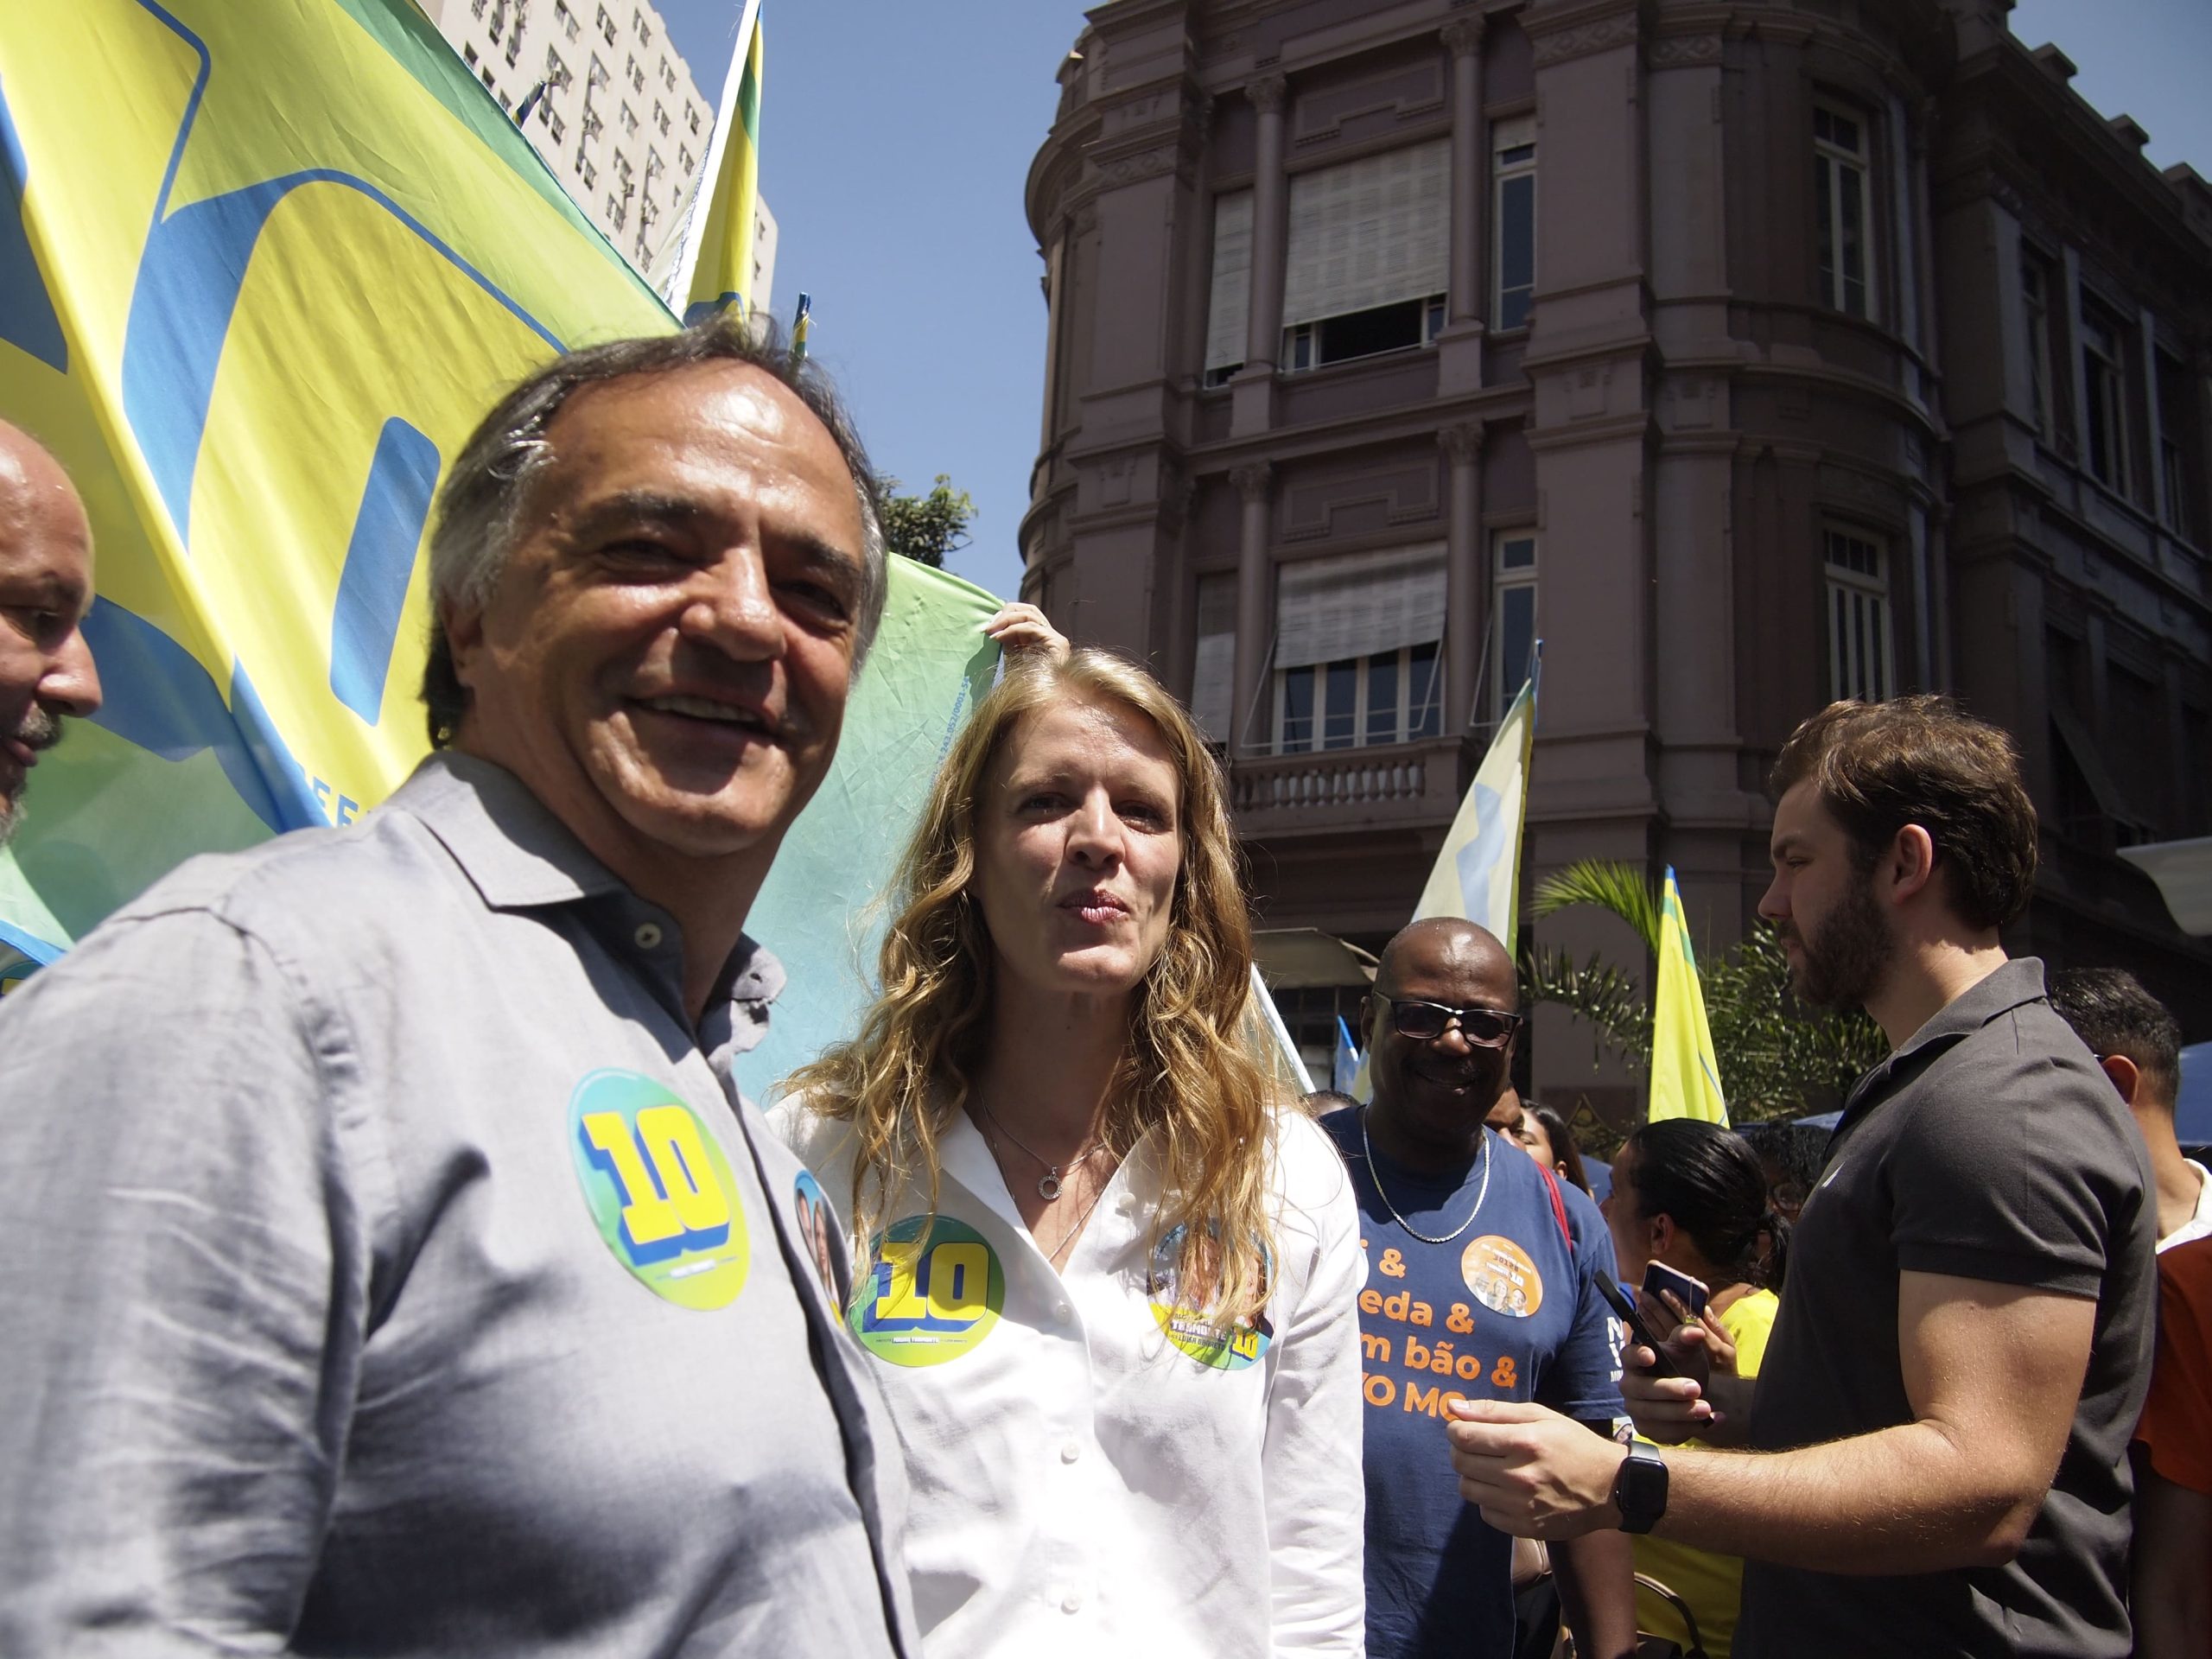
[[1319, 918, 1637, 1659]]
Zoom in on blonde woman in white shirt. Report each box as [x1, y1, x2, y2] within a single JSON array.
[[775, 647, 1365, 1656]]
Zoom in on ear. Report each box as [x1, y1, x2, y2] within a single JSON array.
[[442, 594, 488, 695], [2097, 1052, 2141, 1108], [1648, 1211, 1675, 1261], [1885, 823, 1938, 904], [1357, 994, 1377, 1050]]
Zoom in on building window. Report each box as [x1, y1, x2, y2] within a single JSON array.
[[554, 0, 577, 41], [596, 3, 614, 45], [1813, 103, 1872, 319], [634, 9, 652, 44], [2156, 347, 2199, 542], [678, 143, 694, 176], [2021, 250, 2056, 437], [1192, 573, 1236, 745], [481, 68, 497, 92], [1493, 118, 1536, 331], [1201, 189, 1252, 387], [660, 57, 677, 92], [463, 41, 479, 67], [487, 0, 507, 42], [587, 52, 608, 88], [505, 18, 524, 67], [2081, 297, 2132, 497], [1270, 545, 1447, 753], [1280, 138, 1450, 372], [1492, 533, 1537, 715], [607, 191, 626, 230], [1823, 527, 1893, 702], [544, 46, 572, 89], [654, 99, 671, 137], [582, 103, 602, 140], [687, 103, 701, 136], [1276, 647, 1443, 753], [497, 88, 512, 111], [580, 156, 596, 188], [630, 59, 645, 93], [547, 110, 565, 143], [620, 100, 638, 136]]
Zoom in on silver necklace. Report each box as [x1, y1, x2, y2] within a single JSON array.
[[1359, 1106, 1493, 1245], [976, 1096, 1112, 1201]]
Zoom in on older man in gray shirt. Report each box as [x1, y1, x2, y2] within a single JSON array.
[[0, 323, 918, 1656]]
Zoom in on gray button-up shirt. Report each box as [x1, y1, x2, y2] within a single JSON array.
[[0, 754, 917, 1658]]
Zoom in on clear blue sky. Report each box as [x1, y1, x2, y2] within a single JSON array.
[[653, 1, 2212, 605]]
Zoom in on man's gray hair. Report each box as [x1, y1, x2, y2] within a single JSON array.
[[420, 315, 887, 748]]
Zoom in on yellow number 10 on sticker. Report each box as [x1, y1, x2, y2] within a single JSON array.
[[581, 1107, 732, 1257]]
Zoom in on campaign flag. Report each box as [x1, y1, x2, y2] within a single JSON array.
[[1411, 659, 1540, 955], [1648, 866, 1729, 1124], [1332, 1016, 1360, 1096], [664, 0, 764, 325], [0, 0, 997, 1041]]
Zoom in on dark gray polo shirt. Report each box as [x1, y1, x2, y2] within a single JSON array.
[[1737, 957, 2156, 1659], [0, 755, 917, 1657]]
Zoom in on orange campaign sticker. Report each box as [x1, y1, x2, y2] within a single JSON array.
[[1460, 1234, 1544, 1319]]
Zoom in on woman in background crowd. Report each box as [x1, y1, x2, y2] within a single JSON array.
[[1496, 1096, 1593, 1195], [775, 648, 1365, 1656], [1603, 1119, 1789, 1659]]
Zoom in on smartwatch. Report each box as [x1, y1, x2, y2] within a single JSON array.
[[1611, 1446, 1669, 1534]]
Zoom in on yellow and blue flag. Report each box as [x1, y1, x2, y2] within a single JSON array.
[[665, 0, 763, 326], [0, 0, 999, 1048], [1412, 660, 1539, 955], [1649, 866, 1729, 1124]]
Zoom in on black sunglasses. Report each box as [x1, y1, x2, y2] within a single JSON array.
[[1371, 993, 1523, 1048]]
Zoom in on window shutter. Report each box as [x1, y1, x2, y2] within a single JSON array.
[[1204, 192, 1254, 372], [1281, 140, 1449, 331], [1192, 574, 1238, 741], [1274, 543, 1447, 670]]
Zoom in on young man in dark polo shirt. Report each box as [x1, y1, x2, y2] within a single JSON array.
[[1445, 696, 2158, 1658]]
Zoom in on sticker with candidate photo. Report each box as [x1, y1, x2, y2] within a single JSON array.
[[1460, 1233, 1543, 1319], [1147, 1224, 1274, 1372], [791, 1168, 846, 1307]]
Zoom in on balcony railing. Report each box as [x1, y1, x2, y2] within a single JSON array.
[[1227, 735, 1472, 837]]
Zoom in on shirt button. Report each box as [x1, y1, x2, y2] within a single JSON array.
[[1053, 1300, 1072, 1324], [1060, 1441, 1081, 1465], [633, 922, 664, 950], [1060, 1591, 1084, 1614]]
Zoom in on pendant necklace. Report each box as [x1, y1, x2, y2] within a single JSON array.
[[1360, 1105, 1492, 1245], [976, 1096, 1112, 1202]]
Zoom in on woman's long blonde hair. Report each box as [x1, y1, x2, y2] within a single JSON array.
[[786, 648, 1278, 1319]]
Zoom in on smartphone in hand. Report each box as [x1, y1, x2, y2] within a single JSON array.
[[1594, 1268, 1678, 1377], [1642, 1260, 1710, 1319]]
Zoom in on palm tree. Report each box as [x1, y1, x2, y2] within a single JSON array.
[[1521, 860, 1886, 1124]]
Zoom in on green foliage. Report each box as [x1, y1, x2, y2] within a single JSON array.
[[1522, 859, 1888, 1123], [880, 474, 976, 569]]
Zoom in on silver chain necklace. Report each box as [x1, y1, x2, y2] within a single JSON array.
[[976, 1096, 1112, 1202], [1359, 1106, 1492, 1245]]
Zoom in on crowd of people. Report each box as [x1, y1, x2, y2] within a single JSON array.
[[0, 320, 2200, 1657]]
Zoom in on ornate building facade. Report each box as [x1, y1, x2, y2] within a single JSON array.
[[1020, 0, 2212, 1116]]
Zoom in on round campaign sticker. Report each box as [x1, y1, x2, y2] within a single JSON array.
[[1147, 1224, 1274, 1372], [568, 1068, 749, 1310], [849, 1215, 1005, 1367], [792, 1169, 844, 1306], [1461, 1233, 1544, 1319]]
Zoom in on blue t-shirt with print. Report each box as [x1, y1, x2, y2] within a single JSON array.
[[1319, 1107, 1625, 1659]]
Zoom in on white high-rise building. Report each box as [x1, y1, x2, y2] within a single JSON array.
[[415, 0, 775, 315]]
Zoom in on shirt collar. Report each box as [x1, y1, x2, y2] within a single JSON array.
[[391, 751, 786, 1032], [1837, 957, 2049, 1124], [396, 751, 632, 912]]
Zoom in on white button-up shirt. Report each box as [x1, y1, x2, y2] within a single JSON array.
[[775, 1100, 1368, 1657]]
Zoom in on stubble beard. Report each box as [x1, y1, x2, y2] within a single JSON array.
[[1789, 869, 1894, 1012], [0, 705, 62, 849]]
